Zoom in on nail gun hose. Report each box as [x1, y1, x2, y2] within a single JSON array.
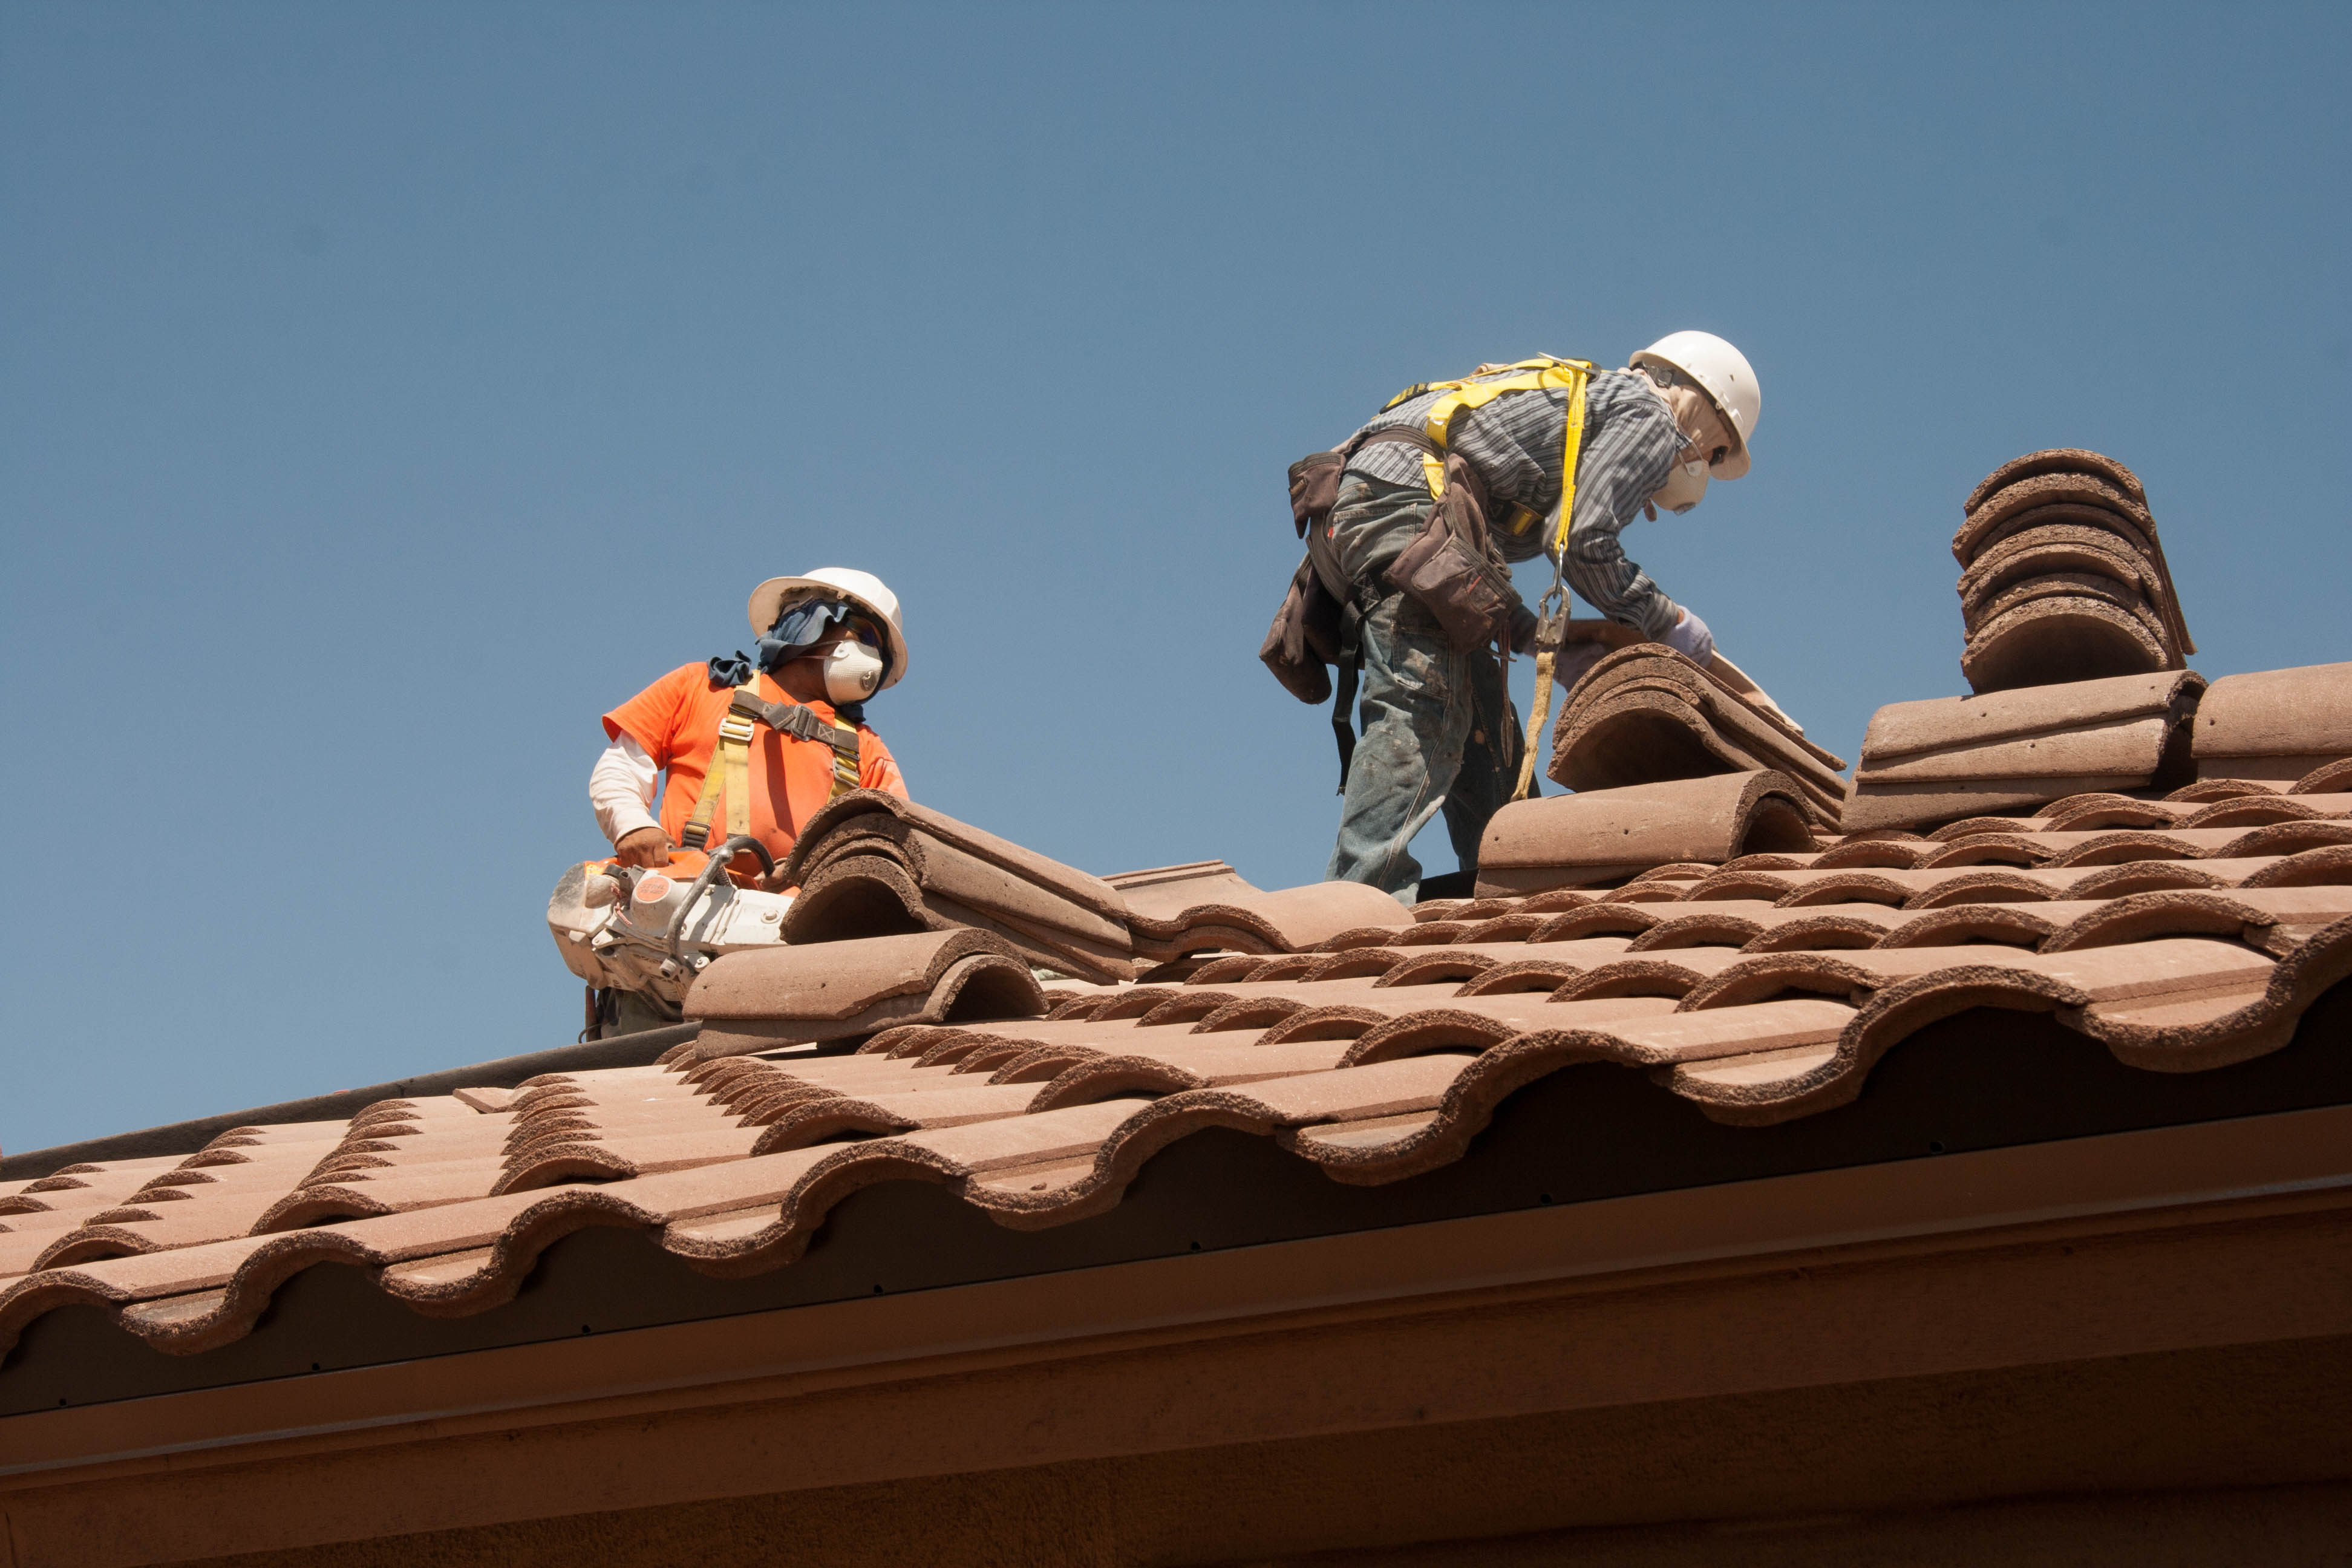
[[664, 834, 777, 972]]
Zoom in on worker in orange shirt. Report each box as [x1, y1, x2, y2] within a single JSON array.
[[587, 567, 911, 1034]]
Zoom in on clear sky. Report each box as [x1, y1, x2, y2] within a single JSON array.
[[4, 2, 2346, 1154]]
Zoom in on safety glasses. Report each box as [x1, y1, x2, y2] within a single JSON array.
[[771, 597, 886, 653]]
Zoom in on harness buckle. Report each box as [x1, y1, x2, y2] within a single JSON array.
[[717, 714, 757, 745]]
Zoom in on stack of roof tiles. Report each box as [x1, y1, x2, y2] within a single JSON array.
[[10, 799, 2352, 1359], [777, 792, 1137, 982], [1955, 448, 2193, 694], [1547, 644, 1850, 826], [1841, 443, 2351, 834]]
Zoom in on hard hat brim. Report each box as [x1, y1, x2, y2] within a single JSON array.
[[747, 575, 910, 690]]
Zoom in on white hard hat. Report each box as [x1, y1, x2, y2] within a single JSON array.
[[747, 567, 910, 690], [1629, 331, 1760, 480]]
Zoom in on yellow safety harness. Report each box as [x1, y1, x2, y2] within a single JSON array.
[[676, 677, 864, 853], [1382, 356, 1595, 549], [1381, 356, 1595, 802]]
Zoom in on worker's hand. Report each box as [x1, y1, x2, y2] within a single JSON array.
[[613, 826, 673, 867], [1661, 607, 1716, 666], [1553, 639, 1609, 692]]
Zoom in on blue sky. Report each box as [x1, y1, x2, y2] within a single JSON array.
[[4, 2, 2345, 1152]]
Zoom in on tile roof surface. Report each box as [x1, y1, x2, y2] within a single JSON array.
[[4, 445, 2348, 1388], [6, 768, 2350, 1365]]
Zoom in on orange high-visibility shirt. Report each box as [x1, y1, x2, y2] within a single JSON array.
[[603, 664, 909, 872]]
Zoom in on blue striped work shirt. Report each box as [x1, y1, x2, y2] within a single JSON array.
[[1345, 367, 1690, 638]]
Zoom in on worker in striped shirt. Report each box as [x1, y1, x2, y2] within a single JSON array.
[[1318, 332, 1762, 899]]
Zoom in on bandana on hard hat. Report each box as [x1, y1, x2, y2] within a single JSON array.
[[707, 596, 890, 698], [759, 596, 884, 673]]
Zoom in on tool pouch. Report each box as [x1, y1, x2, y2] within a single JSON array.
[[1259, 554, 1344, 705], [1270, 427, 1442, 702], [1289, 422, 1446, 543], [1288, 451, 1346, 539], [1385, 452, 1523, 652]]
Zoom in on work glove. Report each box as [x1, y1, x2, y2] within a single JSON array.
[[613, 826, 673, 867], [1507, 601, 1538, 655], [1660, 607, 1715, 667], [1553, 638, 1610, 692]]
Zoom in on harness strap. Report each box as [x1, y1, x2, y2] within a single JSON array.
[[676, 681, 867, 851], [730, 689, 859, 755], [1416, 358, 1596, 493], [1344, 425, 1445, 463], [1512, 613, 1564, 805], [1331, 595, 1367, 794], [730, 687, 863, 800], [719, 704, 755, 840], [1390, 358, 1597, 543], [828, 721, 861, 798], [678, 688, 753, 852], [1511, 372, 1593, 802], [1549, 368, 1592, 560]]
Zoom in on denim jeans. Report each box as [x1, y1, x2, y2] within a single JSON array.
[[1322, 480, 1515, 901]]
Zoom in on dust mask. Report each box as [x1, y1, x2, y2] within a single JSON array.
[[823, 640, 885, 703], [1649, 458, 1710, 516]]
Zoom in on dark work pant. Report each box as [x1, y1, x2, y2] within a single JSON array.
[[1324, 590, 1514, 903]]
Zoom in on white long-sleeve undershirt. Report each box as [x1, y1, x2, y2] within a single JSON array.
[[589, 733, 662, 846]]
